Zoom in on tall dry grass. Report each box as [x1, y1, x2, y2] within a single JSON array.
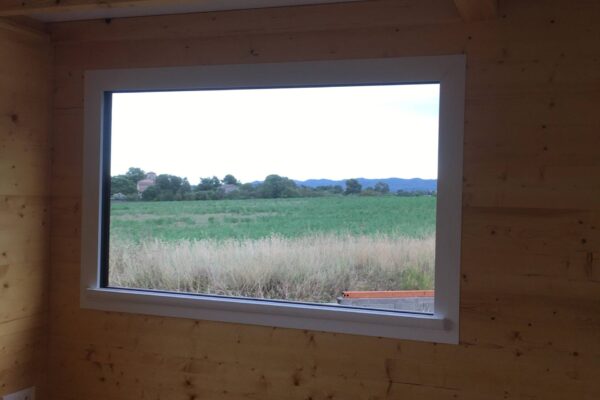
[[109, 233, 435, 303]]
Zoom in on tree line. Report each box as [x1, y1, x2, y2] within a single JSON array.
[[111, 167, 435, 201]]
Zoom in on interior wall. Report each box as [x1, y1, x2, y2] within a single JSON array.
[[0, 20, 52, 398], [48, 0, 600, 399]]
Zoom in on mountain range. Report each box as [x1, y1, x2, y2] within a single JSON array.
[[293, 178, 437, 192]]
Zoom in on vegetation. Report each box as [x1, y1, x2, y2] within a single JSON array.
[[344, 178, 362, 195], [110, 196, 436, 243], [110, 167, 435, 201], [108, 169, 437, 304], [141, 174, 192, 201], [110, 175, 137, 197], [109, 196, 436, 302], [110, 233, 434, 302]]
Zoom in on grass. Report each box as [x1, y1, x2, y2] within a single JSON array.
[[110, 233, 435, 302], [109, 196, 437, 303], [110, 196, 437, 242]]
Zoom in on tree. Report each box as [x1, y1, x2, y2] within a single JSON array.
[[125, 167, 146, 183], [223, 174, 239, 185], [344, 179, 362, 195], [236, 183, 258, 199], [260, 175, 299, 198], [179, 178, 191, 194], [175, 178, 192, 200], [197, 176, 221, 191], [151, 174, 183, 201], [197, 177, 212, 191], [332, 185, 344, 194], [141, 185, 159, 201], [373, 181, 390, 194], [156, 174, 182, 192], [210, 176, 222, 188], [110, 175, 137, 195]]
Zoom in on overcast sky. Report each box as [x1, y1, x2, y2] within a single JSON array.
[[110, 84, 439, 184]]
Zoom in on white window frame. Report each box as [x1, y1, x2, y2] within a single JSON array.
[[81, 56, 465, 343]]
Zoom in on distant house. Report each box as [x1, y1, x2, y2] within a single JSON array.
[[137, 172, 157, 193], [220, 184, 239, 194]]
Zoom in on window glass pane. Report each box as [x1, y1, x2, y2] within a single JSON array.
[[107, 84, 439, 313]]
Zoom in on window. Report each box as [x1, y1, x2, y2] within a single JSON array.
[[82, 56, 465, 343]]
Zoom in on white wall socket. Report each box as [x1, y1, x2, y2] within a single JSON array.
[[1, 387, 35, 400]]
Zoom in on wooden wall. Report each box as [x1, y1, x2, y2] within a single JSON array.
[[48, 0, 600, 399], [0, 19, 52, 398]]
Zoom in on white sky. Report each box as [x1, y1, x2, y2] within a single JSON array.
[[111, 84, 439, 184]]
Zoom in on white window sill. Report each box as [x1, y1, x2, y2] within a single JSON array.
[[82, 288, 453, 342]]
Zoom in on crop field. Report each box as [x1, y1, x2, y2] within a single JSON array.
[[109, 196, 437, 302]]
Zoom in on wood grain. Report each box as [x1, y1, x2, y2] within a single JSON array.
[[0, 20, 52, 399], [0, 0, 197, 16], [453, 0, 497, 22], [46, 0, 600, 399]]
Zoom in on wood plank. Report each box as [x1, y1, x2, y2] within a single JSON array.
[[0, 15, 51, 399], [0, 0, 372, 18], [0, 16, 48, 40], [0, 0, 155, 16], [49, 0, 461, 44], [46, 1, 600, 400], [454, 0, 497, 22]]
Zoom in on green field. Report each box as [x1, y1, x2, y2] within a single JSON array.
[[110, 196, 436, 242], [109, 196, 437, 302]]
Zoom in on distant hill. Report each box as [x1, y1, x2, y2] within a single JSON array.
[[294, 178, 437, 192], [248, 177, 437, 192]]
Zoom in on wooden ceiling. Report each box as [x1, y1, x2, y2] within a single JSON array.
[[0, 0, 361, 22], [0, 0, 497, 23]]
